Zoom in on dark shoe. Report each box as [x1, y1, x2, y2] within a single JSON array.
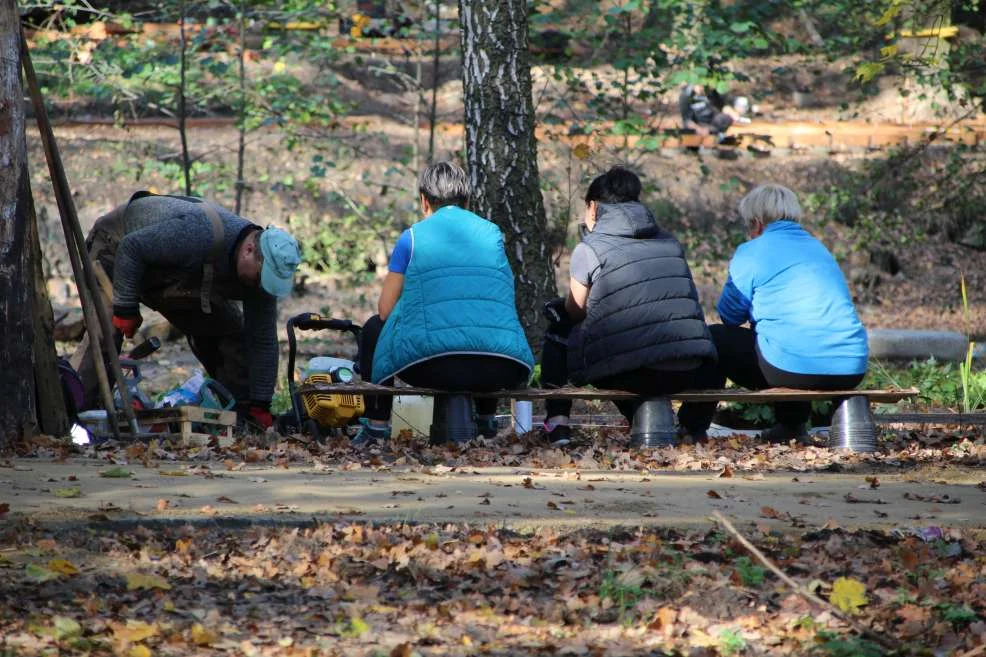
[[542, 423, 571, 448], [351, 419, 390, 447], [758, 423, 808, 444], [476, 416, 499, 438], [677, 426, 709, 444]]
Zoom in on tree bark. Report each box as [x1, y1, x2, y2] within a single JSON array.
[[458, 0, 554, 352], [0, 4, 39, 448]]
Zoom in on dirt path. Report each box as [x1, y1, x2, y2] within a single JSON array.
[[4, 458, 984, 532]]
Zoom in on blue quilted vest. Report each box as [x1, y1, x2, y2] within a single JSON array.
[[371, 206, 534, 383]]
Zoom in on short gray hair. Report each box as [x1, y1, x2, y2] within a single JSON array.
[[738, 184, 803, 227], [418, 161, 469, 209]]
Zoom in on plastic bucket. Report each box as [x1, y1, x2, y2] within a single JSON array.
[[430, 394, 476, 445], [630, 398, 677, 448], [828, 396, 877, 452]]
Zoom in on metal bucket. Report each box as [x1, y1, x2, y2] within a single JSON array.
[[828, 395, 877, 452], [630, 398, 677, 448], [430, 394, 477, 445]]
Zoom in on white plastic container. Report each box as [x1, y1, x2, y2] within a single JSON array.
[[391, 395, 434, 438], [512, 400, 533, 434], [77, 410, 108, 438], [303, 356, 356, 380]]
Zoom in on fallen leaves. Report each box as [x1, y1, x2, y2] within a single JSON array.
[[829, 576, 869, 614], [99, 466, 131, 478], [903, 492, 961, 504], [52, 486, 81, 498], [125, 572, 171, 591]]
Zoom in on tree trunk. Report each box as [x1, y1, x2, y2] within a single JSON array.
[[0, 5, 39, 448], [458, 0, 554, 352]]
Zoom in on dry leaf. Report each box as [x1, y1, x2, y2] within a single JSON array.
[[546, 501, 559, 510], [718, 465, 734, 478], [125, 572, 171, 591], [216, 496, 238, 504], [648, 606, 677, 633], [190, 623, 217, 646], [0, 502, 9, 516], [47, 559, 79, 576], [707, 490, 722, 499], [111, 619, 160, 643], [829, 576, 868, 614], [572, 143, 591, 160], [156, 499, 171, 511]]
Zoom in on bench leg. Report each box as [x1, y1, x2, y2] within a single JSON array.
[[430, 394, 476, 445], [828, 395, 877, 452], [630, 397, 677, 448]]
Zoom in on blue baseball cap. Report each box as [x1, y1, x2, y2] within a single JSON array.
[[259, 227, 301, 298]]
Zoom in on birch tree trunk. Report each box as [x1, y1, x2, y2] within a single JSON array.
[[459, 0, 554, 351], [0, 3, 39, 448]]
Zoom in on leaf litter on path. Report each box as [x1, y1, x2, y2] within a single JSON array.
[[1, 516, 983, 656]]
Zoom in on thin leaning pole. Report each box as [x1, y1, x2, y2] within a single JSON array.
[[20, 29, 138, 436]]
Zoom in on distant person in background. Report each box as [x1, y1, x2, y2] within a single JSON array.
[[678, 184, 869, 443], [678, 83, 752, 139]]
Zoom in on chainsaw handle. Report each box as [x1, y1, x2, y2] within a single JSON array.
[[285, 313, 362, 429], [288, 313, 356, 333]]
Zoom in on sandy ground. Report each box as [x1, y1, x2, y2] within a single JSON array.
[[4, 457, 984, 533]]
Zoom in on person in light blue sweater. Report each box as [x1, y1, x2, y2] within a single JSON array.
[[679, 184, 868, 442]]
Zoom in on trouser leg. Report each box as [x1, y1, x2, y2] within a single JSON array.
[[357, 314, 393, 422], [675, 357, 726, 434], [711, 112, 734, 134], [758, 356, 865, 426], [595, 368, 700, 425], [540, 322, 574, 419], [158, 298, 250, 403], [400, 355, 529, 419]]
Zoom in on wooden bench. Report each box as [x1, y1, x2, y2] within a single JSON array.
[[296, 382, 919, 452]]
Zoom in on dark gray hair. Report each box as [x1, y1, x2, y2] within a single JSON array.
[[738, 183, 803, 228], [418, 161, 469, 209]]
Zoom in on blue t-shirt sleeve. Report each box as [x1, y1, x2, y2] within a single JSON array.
[[717, 274, 751, 326], [717, 245, 755, 326], [387, 229, 413, 274]]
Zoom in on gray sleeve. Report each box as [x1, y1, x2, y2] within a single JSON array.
[[569, 243, 601, 286], [112, 214, 213, 312], [242, 290, 279, 403]]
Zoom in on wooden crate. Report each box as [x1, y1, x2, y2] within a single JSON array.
[[133, 406, 236, 446], [81, 406, 236, 445]]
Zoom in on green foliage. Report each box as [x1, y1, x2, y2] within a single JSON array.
[[865, 358, 986, 411], [598, 569, 647, 624], [718, 628, 747, 656], [936, 602, 979, 627], [733, 556, 766, 587], [812, 630, 885, 657]]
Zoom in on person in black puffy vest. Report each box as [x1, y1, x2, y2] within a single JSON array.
[[540, 166, 721, 446]]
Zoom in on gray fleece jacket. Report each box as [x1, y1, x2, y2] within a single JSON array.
[[112, 195, 278, 404]]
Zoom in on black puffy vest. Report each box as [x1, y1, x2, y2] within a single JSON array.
[[567, 202, 716, 385]]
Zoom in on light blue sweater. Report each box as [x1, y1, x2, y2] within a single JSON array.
[[717, 220, 868, 375]]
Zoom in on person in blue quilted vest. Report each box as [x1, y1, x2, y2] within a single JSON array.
[[354, 161, 534, 444]]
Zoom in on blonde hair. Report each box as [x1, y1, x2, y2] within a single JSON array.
[[738, 184, 802, 228]]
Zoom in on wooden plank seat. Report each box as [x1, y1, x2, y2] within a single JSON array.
[[297, 382, 919, 451]]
